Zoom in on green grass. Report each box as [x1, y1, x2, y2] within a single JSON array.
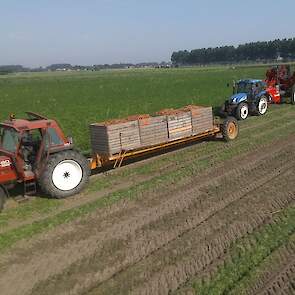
[[228, 234, 295, 295], [0, 198, 60, 229], [0, 66, 267, 150], [189, 206, 295, 295]]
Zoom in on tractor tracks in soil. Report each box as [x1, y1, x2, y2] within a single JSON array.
[[246, 237, 295, 295], [1, 106, 295, 234], [255, 259, 295, 295], [84, 160, 295, 295], [0, 131, 294, 295]]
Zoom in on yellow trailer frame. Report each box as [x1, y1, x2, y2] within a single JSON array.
[[90, 126, 221, 170]]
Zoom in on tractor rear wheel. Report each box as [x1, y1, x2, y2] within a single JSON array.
[[256, 95, 268, 115], [236, 102, 249, 120], [0, 186, 7, 212], [291, 86, 295, 105], [221, 116, 239, 142], [38, 150, 91, 199]]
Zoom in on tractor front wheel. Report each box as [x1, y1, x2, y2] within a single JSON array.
[[256, 96, 268, 115], [236, 102, 249, 120], [0, 186, 7, 212], [221, 116, 239, 142], [38, 150, 91, 199]]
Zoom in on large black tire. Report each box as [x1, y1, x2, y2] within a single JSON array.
[[236, 102, 249, 120], [0, 186, 7, 213], [38, 150, 91, 199], [256, 95, 268, 115], [221, 116, 239, 142], [291, 86, 295, 105]]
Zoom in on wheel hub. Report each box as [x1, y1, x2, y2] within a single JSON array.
[[227, 122, 237, 139], [259, 98, 268, 114], [63, 171, 70, 178], [52, 160, 83, 191], [241, 105, 248, 119]]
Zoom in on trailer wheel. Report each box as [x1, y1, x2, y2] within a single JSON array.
[[291, 86, 295, 105], [236, 102, 249, 120], [256, 95, 268, 115], [38, 150, 90, 199], [221, 117, 239, 142], [0, 186, 7, 212]]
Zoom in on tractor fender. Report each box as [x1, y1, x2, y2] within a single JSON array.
[[257, 90, 271, 102], [257, 90, 267, 97]]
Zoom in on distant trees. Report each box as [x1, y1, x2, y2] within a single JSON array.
[[171, 38, 295, 65], [46, 64, 73, 71], [0, 65, 29, 74]]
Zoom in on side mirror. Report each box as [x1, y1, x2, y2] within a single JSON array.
[[226, 83, 230, 87]]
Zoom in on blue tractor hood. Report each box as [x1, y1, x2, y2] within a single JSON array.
[[229, 93, 248, 104]]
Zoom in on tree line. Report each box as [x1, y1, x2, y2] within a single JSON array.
[[171, 38, 295, 65], [0, 62, 172, 74]]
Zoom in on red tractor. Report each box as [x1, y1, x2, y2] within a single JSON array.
[[265, 64, 295, 104], [0, 112, 90, 211]]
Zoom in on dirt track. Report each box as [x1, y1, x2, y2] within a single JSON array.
[[0, 111, 295, 295]]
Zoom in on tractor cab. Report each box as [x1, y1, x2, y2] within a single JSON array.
[[0, 113, 71, 194], [232, 79, 266, 102]]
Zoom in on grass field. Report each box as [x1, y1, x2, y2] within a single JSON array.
[[0, 66, 267, 150], [0, 66, 294, 295]]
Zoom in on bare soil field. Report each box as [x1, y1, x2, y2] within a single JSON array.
[[0, 105, 294, 295]]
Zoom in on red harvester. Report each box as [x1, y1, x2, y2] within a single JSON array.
[[265, 64, 295, 104]]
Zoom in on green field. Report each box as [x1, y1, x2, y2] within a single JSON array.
[[0, 66, 267, 150], [0, 66, 295, 295]]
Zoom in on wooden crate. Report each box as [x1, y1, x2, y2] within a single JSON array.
[[167, 111, 192, 141], [90, 120, 141, 156], [89, 105, 214, 157], [139, 116, 168, 146], [190, 106, 213, 135]]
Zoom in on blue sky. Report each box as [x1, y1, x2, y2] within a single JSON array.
[[1, 0, 294, 67]]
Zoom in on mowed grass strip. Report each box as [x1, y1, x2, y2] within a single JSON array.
[[0, 198, 60, 229], [185, 206, 295, 295], [228, 233, 295, 295], [0, 115, 294, 251]]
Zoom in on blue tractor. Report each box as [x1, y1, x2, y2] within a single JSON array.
[[221, 79, 270, 120]]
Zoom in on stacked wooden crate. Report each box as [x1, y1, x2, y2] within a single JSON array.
[[89, 105, 214, 157], [184, 105, 214, 135], [167, 112, 192, 140], [90, 120, 141, 156], [139, 116, 168, 146], [156, 109, 193, 141]]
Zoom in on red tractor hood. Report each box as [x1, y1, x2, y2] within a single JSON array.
[[0, 155, 17, 184]]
